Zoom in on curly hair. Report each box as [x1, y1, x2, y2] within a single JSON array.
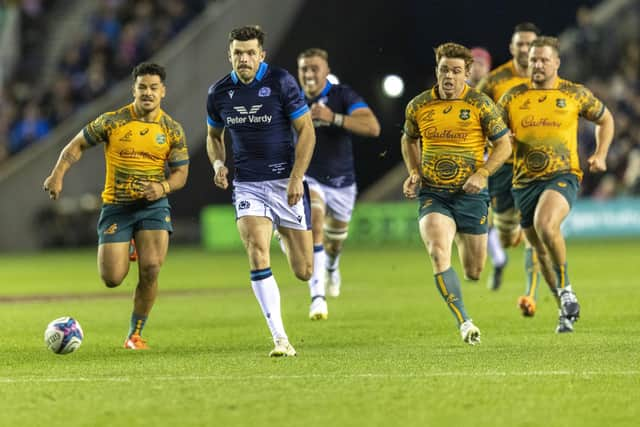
[[229, 25, 266, 47], [434, 42, 473, 71], [132, 62, 166, 82]]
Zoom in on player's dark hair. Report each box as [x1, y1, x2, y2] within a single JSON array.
[[434, 42, 474, 71], [530, 36, 560, 55], [132, 62, 166, 82], [229, 25, 265, 47], [297, 48, 329, 63], [514, 22, 541, 35]]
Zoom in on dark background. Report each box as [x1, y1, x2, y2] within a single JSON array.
[[172, 0, 602, 216]]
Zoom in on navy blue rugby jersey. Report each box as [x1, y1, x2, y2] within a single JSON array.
[[207, 62, 309, 181], [305, 80, 368, 188]]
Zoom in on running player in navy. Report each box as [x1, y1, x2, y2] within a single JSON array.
[[206, 26, 316, 357], [297, 48, 380, 309]]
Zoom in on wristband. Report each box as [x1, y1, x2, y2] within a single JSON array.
[[213, 159, 225, 174], [476, 167, 490, 178], [160, 181, 171, 195], [332, 113, 344, 127]]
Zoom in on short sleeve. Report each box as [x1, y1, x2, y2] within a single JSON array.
[[206, 85, 224, 128], [82, 113, 110, 146], [577, 85, 605, 122], [167, 121, 189, 167], [403, 100, 420, 139], [341, 86, 368, 115], [479, 97, 509, 142], [280, 71, 309, 120]]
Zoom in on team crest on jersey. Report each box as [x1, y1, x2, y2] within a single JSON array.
[[258, 87, 271, 97], [228, 90, 234, 99], [238, 200, 250, 210], [155, 134, 166, 145], [459, 109, 470, 120], [556, 98, 566, 108]]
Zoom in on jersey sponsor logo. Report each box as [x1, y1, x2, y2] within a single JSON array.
[[228, 90, 234, 99], [238, 200, 251, 210], [459, 109, 470, 120], [425, 126, 469, 141], [119, 130, 133, 142], [140, 128, 149, 135], [155, 134, 166, 144], [258, 87, 271, 97], [556, 98, 566, 108], [227, 104, 272, 125], [520, 115, 562, 128], [119, 148, 164, 162]]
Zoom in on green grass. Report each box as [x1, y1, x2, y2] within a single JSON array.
[[0, 239, 638, 427]]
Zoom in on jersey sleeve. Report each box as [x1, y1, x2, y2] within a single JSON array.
[[403, 99, 420, 139], [341, 86, 368, 115], [280, 71, 309, 120], [82, 113, 110, 146], [576, 84, 605, 122], [167, 121, 189, 168], [479, 96, 509, 141], [206, 85, 224, 128]]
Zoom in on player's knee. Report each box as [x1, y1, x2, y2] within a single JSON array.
[[101, 273, 125, 288], [464, 266, 482, 281], [138, 261, 162, 282], [293, 260, 313, 281], [494, 209, 521, 247]]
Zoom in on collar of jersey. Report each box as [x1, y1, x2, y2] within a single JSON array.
[[230, 62, 269, 86], [432, 83, 469, 100], [304, 79, 332, 102], [128, 103, 163, 122]]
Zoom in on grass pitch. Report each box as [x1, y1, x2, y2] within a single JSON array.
[[0, 239, 638, 427]]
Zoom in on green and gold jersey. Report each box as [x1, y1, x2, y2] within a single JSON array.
[[83, 103, 189, 204], [476, 61, 529, 164], [404, 84, 509, 191], [497, 78, 605, 188]]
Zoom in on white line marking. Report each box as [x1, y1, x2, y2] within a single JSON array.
[[1, 371, 638, 383]]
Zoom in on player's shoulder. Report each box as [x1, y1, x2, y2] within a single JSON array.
[[159, 109, 184, 131], [94, 104, 133, 124], [500, 82, 530, 103], [464, 86, 495, 107], [557, 78, 589, 96], [407, 88, 435, 110], [486, 61, 515, 83], [207, 73, 234, 97]]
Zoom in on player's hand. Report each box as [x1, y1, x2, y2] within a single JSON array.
[[287, 175, 304, 206], [310, 102, 334, 125], [214, 165, 229, 189], [43, 175, 63, 200], [587, 154, 607, 173], [403, 172, 421, 199], [140, 181, 164, 201], [463, 172, 487, 194]]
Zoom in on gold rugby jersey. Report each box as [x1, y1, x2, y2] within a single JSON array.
[[404, 84, 508, 191], [497, 78, 605, 188], [83, 103, 189, 204], [476, 61, 529, 164]]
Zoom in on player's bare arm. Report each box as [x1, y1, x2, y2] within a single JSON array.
[[588, 107, 614, 173], [140, 164, 188, 201], [463, 132, 512, 194], [401, 132, 421, 199], [43, 131, 92, 200], [289, 111, 316, 205], [206, 124, 228, 189]]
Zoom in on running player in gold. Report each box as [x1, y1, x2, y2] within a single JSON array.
[[402, 43, 512, 345], [477, 23, 547, 315], [43, 62, 189, 349], [498, 36, 614, 333]]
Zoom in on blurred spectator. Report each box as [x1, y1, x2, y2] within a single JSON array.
[[9, 101, 51, 154]]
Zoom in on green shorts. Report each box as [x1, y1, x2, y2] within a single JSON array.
[[512, 173, 579, 228], [418, 188, 490, 235], [488, 163, 515, 213], [97, 198, 172, 244]]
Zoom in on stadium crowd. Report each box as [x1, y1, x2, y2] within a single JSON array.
[[0, 0, 205, 161]]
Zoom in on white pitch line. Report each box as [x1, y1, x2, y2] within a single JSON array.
[[1, 371, 639, 383]]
